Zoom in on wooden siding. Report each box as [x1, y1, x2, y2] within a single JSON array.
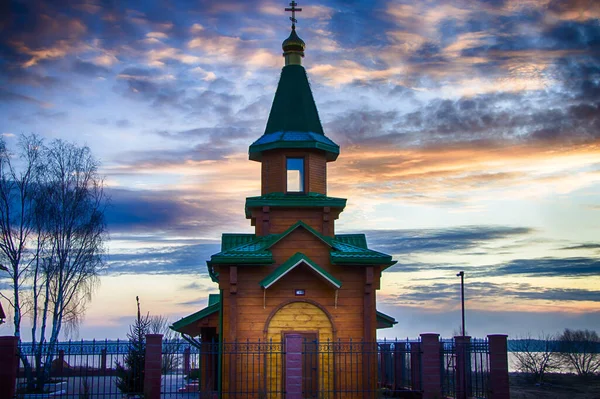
[[218, 228, 373, 342], [260, 150, 327, 195], [251, 209, 339, 236], [218, 208, 381, 398]]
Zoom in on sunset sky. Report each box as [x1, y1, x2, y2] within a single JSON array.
[[1, 0, 599, 340]]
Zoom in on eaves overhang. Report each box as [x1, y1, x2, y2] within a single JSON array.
[[260, 252, 342, 290]]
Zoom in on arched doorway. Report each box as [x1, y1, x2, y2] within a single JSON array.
[[266, 301, 334, 398]]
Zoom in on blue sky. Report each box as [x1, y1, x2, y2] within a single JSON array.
[[1, 0, 599, 340]]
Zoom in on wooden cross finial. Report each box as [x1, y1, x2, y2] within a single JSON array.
[[285, 1, 302, 29]]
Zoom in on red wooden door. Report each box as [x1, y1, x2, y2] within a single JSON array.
[[284, 332, 318, 398]]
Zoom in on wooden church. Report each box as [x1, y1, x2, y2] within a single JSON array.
[[172, 3, 397, 397]]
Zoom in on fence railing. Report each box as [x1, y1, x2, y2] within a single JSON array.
[[160, 338, 421, 398], [15, 339, 131, 399], [4, 334, 510, 399], [441, 337, 490, 399]]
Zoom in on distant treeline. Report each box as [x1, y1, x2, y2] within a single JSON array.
[[508, 339, 600, 353]]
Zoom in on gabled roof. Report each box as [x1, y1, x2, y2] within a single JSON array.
[[376, 311, 397, 329], [267, 220, 333, 249], [170, 294, 220, 334], [207, 221, 396, 282], [260, 252, 342, 289], [330, 239, 395, 266], [335, 234, 368, 249], [245, 192, 346, 218], [249, 65, 339, 162], [222, 234, 255, 251]]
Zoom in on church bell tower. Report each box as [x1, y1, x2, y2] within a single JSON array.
[[246, 5, 345, 237]]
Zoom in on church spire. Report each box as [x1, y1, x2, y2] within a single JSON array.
[[283, 1, 305, 66], [248, 1, 339, 163]]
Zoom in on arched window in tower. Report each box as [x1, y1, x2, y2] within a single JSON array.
[[286, 157, 304, 192]]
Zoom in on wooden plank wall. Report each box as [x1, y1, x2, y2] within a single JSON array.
[[260, 150, 327, 195]]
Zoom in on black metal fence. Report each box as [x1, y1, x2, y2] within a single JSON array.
[[441, 338, 490, 399], [161, 338, 421, 399], [13, 336, 495, 399], [16, 339, 130, 399], [442, 339, 456, 397]]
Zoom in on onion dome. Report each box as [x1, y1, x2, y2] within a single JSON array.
[[282, 26, 305, 55]]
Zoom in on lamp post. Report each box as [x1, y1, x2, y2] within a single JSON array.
[[456, 271, 465, 336]]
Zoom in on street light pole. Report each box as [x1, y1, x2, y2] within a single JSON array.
[[457, 271, 465, 336]]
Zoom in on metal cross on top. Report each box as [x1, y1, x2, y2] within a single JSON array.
[[285, 1, 302, 28]]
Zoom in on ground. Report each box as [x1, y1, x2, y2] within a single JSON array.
[[510, 373, 600, 399]]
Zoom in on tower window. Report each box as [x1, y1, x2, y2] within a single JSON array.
[[286, 158, 304, 192]]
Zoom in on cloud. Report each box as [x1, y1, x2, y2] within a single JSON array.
[[106, 242, 219, 276], [489, 257, 600, 278], [105, 188, 241, 236], [388, 281, 600, 305], [354, 226, 533, 255], [0, 88, 52, 108], [559, 243, 600, 250], [71, 59, 111, 76]]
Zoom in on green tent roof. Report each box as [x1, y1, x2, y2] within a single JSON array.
[[260, 252, 342, 289], [249, 65, 339, 161]]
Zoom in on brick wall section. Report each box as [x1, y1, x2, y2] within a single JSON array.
[[454, 336, 471, 399], [420, 333, 442, 399], [0, 336, 19, 399], [488, 334, 510, 399], [144, 334, 163, 399], [285, 334, 303, 399]]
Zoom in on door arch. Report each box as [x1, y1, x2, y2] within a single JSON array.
[[266, 301, 334, 398]]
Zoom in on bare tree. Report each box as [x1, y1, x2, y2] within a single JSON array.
[[557, 329, 600, 377], [149, 315, 182, 374], [0, 135, 107, 392], [0, 135, 44, 343], [512, 333, 559, 384]]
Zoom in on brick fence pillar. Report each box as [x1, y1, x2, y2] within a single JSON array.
[[285, 334, 303, 399], [488, 334, 510, 399], [144, 334, 163, 399], [455, 336, 471, 399], [0, 336, 19, 399], [420, 333, 442, 399]]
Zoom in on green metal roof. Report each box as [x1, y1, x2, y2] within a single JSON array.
[[208, 294, 220, 306], [249, 65, 339, 162], [207, 220, 395, 282], [260, 252, 342, 289], [335, 234, 368, 249], [376, 310, 397, 329], [330, 238, 395, 266], [170, 295, 220, 334], [245, 192, 347, 218], [222, 234, 255, 251]]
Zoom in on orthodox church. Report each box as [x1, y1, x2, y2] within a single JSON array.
[[172, 4, 396, 396]]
